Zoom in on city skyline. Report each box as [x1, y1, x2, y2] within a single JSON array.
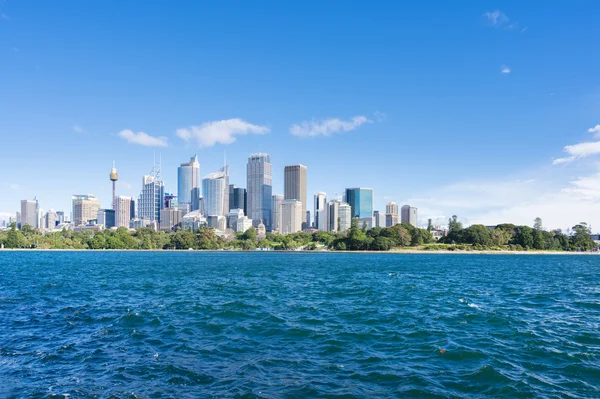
[[1, 2, 600, 231]]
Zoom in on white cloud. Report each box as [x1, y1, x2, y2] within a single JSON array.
[[408, 170, 600, 232], [554, 141, 600, 164], [118, 129, 168, 147], [553, 125, 600, 165], [587, 124, 600, 137], [501, 65, 511, 74], [176, 118, 269, 148], [8, 184, 20, 190], [73, 124, 85, 134], [290, 115, 372, 137], [484, 10, 509, 27]]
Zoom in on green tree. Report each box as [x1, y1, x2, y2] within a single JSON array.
[[570, 223, 595, 251], [461, 224, 492, 246], [242, 227, 257, 242], [514, 226, 534, 249], [5, 224, 26, 248], [533, 217, 543, 231], [427, 219, 433, 231]]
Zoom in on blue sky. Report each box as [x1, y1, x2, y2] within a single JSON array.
[[1, 1, 600, 230]]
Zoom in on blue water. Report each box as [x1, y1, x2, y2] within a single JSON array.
[[1, 252, 599, 398]]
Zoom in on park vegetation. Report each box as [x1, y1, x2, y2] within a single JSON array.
[[0, 216, 596, 252]]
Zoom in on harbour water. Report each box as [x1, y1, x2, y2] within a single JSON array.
[[1, 252, 599, 398]]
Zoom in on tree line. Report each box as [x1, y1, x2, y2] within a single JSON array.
[[0, 217, 596, 251]]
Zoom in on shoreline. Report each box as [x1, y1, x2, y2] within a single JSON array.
[[0, 248, 598, 255]]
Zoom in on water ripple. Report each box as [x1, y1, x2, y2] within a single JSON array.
[[1, 252, 599, 398]]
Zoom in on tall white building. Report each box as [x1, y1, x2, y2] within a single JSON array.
[[20, 199, 39, 229], [339, 203, 352, 232], [202, 166, 229, 217], [72, 195, 100, 226], [247, 153, 272, 230], [280, 200, 303, 235], [401, 205, 418, 227], [115, 196, 133, 228], [271, 194, 283, 233], [177, 155, 200, 208], [44, 210, 57, 230], [314, 192, 327, 230], [139, 175, 164, 222], [284, 164, 307, 224]]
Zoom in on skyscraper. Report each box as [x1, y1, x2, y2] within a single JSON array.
[[229, 185, 247, 216], [280, 200, 303, 234], [20, 199, 39, 229], [345, 188, 374, 219], [326, 200, 342, 233], [374, 210, 386, 228], [202, 167, 229, 217], [386, 201, 399, 227], [177, 155, 200, 209], [72, 195, 100, 226], [115, 196, 133, 227], [314, 192, 327, 231], [338, 203, 352, 232], [247, 153, 272, 229], [139, 175, 164, 222], [284, 164, 307, 224], [401, 205, 418, 227], [97, 209, 115, 229], [386, 202, 399, 216], [191, 187, 202, 212], [44, 210, 57, 230], [271, 194, 283, 233]]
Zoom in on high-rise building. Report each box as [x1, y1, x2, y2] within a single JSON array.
[[97, 209, 115, 229], [191, 187, 202, 213], [130, 199, 136, 220], [284, 164, 307, 224], [227, 208, 244, 232], [401, 205, 418, 227], [72, 195, 100, 226], [305, 210, 311, 229], [374, 210, 386, 228], [345, 188, 374, 219], [177, 155, 200, 209], [385, 201, 399, 227], [314, 192, 327, 231], [280, 200, 303, 235], [20, 199, 39, 229], [115, 196, 133, 227], [229, 185, 247, 216], [247, 153, 272, 230], [339, 203, 352, 232], [386, 202, 399, 216], [44, 210, 57, 230], [139, 174, 164, 222], [271, 194, 283, 233], [202, 167, 229, 217], [326, 200, 341, 233], [160, 208, 183, 231], [56, 211, 66, 224]]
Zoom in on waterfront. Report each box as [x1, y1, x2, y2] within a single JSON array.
[[1, 252, 599, 398]]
